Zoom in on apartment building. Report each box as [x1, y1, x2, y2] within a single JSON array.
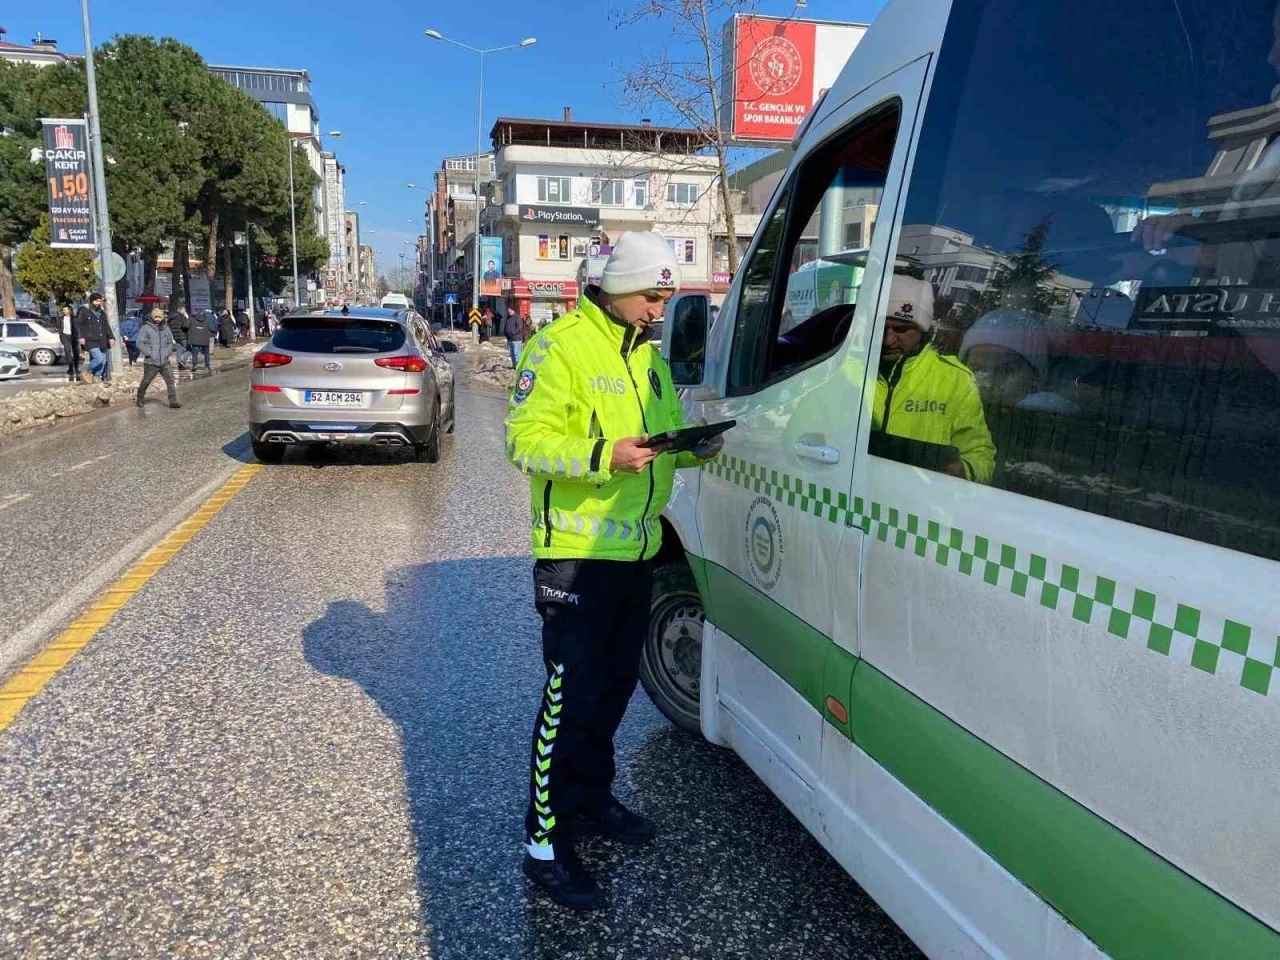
[[481, 113, 759, 321], [343, 211, 361, 303]]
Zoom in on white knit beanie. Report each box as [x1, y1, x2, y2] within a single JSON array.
[[600, 231, 682, 295], [885, 275, 935, 332]]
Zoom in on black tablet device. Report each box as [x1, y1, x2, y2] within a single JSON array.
[[639, 419, 737, 453]]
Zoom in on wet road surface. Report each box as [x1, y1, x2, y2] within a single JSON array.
[[0, 381, 921, 959]]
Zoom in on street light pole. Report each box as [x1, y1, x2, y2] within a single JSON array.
[[244, 224, 255, 339], [80, 0, 122, 374], [425, 31, 535, 317], [287, 141, 299, 308]]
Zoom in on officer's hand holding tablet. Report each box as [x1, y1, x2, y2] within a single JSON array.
[[638, 419, 735, 458]]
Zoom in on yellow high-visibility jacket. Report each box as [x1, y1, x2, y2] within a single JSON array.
[[873, 345, 996, 483], [505, 292, 702, 560]]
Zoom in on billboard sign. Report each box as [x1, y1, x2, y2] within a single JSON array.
[[480, 236, 503, 296], [720, 15, 868, 144], [520, 205, 600, 228], [40, 118, 96, 249]]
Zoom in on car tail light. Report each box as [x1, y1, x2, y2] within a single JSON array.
[[253, 350, 292, 368], [251, 384, 282, 393], [387, 388, 421, 395], [375, 354, 427, 373]]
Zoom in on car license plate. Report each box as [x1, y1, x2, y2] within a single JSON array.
[[303, 390, 362, 406]]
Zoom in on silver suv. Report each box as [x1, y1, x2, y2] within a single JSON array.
[[248, 307, 457, 463]]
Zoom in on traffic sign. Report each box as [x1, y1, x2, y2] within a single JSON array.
[[95, 250, 126, 284], [444, 293, 458, 305], [468, 307, 482, 326]]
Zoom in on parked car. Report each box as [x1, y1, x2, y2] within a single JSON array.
[[0, 346, 30, 380], [0, 319, 62, 366], [248, 307, 457, 463]]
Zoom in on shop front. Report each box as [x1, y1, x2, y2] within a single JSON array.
[[509, 278, 579, 326]]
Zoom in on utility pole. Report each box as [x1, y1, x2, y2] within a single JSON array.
[[244, 224, 256, 340], [80, 0, 122, 374]]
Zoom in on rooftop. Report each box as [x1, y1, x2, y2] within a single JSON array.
[[490, 116, 712, 155]]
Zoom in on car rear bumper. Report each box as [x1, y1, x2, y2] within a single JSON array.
[[250, 419, 435, 447]]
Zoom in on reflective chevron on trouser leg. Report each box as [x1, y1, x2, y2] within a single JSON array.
[[526, 661, 565, 859]]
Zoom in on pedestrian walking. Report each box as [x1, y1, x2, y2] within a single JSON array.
[[120, 312, 141, 368], [480, 306, 493, 342], [234, 307, 250, 342], [218, 308, 234, 348], [169, 305, 191, 373], [186, 304, 213, 375], [75, 292, 115, 383], [502, 306, 525, 368], [135, 309, 181, 409], [505, 231, 724, 911], [58, 303, 83, 382]]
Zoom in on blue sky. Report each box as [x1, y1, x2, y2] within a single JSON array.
[[19, 0, 885, 275]]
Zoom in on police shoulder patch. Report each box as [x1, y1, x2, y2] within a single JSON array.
[[647, 367, 663, 399], [514, 369, 537, 404]]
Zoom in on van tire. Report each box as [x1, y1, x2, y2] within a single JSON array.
[[640, 560, 704, 735]]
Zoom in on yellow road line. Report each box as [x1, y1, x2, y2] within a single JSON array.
[[0, 464, 262, 733]]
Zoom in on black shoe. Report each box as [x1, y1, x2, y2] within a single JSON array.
[[572, 799, 656, 845], [169, 402, 182, 409], [135, 397, 144, 407], [522, 847, 607, 911]]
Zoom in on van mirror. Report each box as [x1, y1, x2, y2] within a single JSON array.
[[661, 293, 710, 387]]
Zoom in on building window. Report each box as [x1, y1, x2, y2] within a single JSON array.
[[952, 264, 989, 284], [592, 179, 625, 206], [667, 182, 699, 206], [537, 177, 571, 204], [634, 179, 649, 208], [667, 237, 696, 264], [844, 223, 863, 248]]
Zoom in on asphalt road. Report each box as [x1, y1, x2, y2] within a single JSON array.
[[0, 370, 920, 959]]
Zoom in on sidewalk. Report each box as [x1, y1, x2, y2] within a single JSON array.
[[0, 342, 261, 444], [437, 330, 518, 393]]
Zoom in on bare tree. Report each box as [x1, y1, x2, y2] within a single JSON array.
[[613, 0, 757, 273]]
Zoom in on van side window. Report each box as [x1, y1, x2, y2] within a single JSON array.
[[727, 102, 902, 395], [891, 0, 1280, 562]]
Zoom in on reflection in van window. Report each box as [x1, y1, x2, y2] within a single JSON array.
[[871, 275, 996, 482], [889, 0, 1280, 562]]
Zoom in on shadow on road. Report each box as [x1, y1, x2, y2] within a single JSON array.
[[302, 558, 919, 960]]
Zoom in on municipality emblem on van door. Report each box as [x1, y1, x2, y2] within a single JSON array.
[[744, 495, 784, 591]]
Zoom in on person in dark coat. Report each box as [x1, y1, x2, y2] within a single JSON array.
[[234, 307, 250, 341], [218, 309, 234, 348], [76, 292, 115, 382], [186, 305, 213, 374], [58, 303, 82, 382]]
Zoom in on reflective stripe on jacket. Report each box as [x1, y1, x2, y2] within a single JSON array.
[[873, 345, 996, 483], [505, 291, 699, 561]]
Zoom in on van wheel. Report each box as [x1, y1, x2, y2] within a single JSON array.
[[640, 560, 704, 735]]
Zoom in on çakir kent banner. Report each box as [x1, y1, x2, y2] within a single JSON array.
[[40, 118, 96, 249], [480, 236, 504, 296]]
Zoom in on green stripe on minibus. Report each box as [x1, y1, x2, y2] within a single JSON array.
[[696, 556, 1280, 959]]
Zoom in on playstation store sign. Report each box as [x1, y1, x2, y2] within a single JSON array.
[[520, 205, 600, 227]]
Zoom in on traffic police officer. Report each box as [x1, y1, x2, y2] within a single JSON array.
[[874, 275, 996, 482], [506, 231, 723, 910]]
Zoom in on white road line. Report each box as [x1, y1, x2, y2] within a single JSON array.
[[50, 454, 112, 478], [0, 493, 32, 512]]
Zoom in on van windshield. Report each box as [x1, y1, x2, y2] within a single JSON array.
[[893, 0, 1280, 560]]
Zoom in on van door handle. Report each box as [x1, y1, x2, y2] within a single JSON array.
[[794, 440, 840, 464]]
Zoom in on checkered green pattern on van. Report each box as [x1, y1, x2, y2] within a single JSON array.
[[702, 455, 1280, 699]]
